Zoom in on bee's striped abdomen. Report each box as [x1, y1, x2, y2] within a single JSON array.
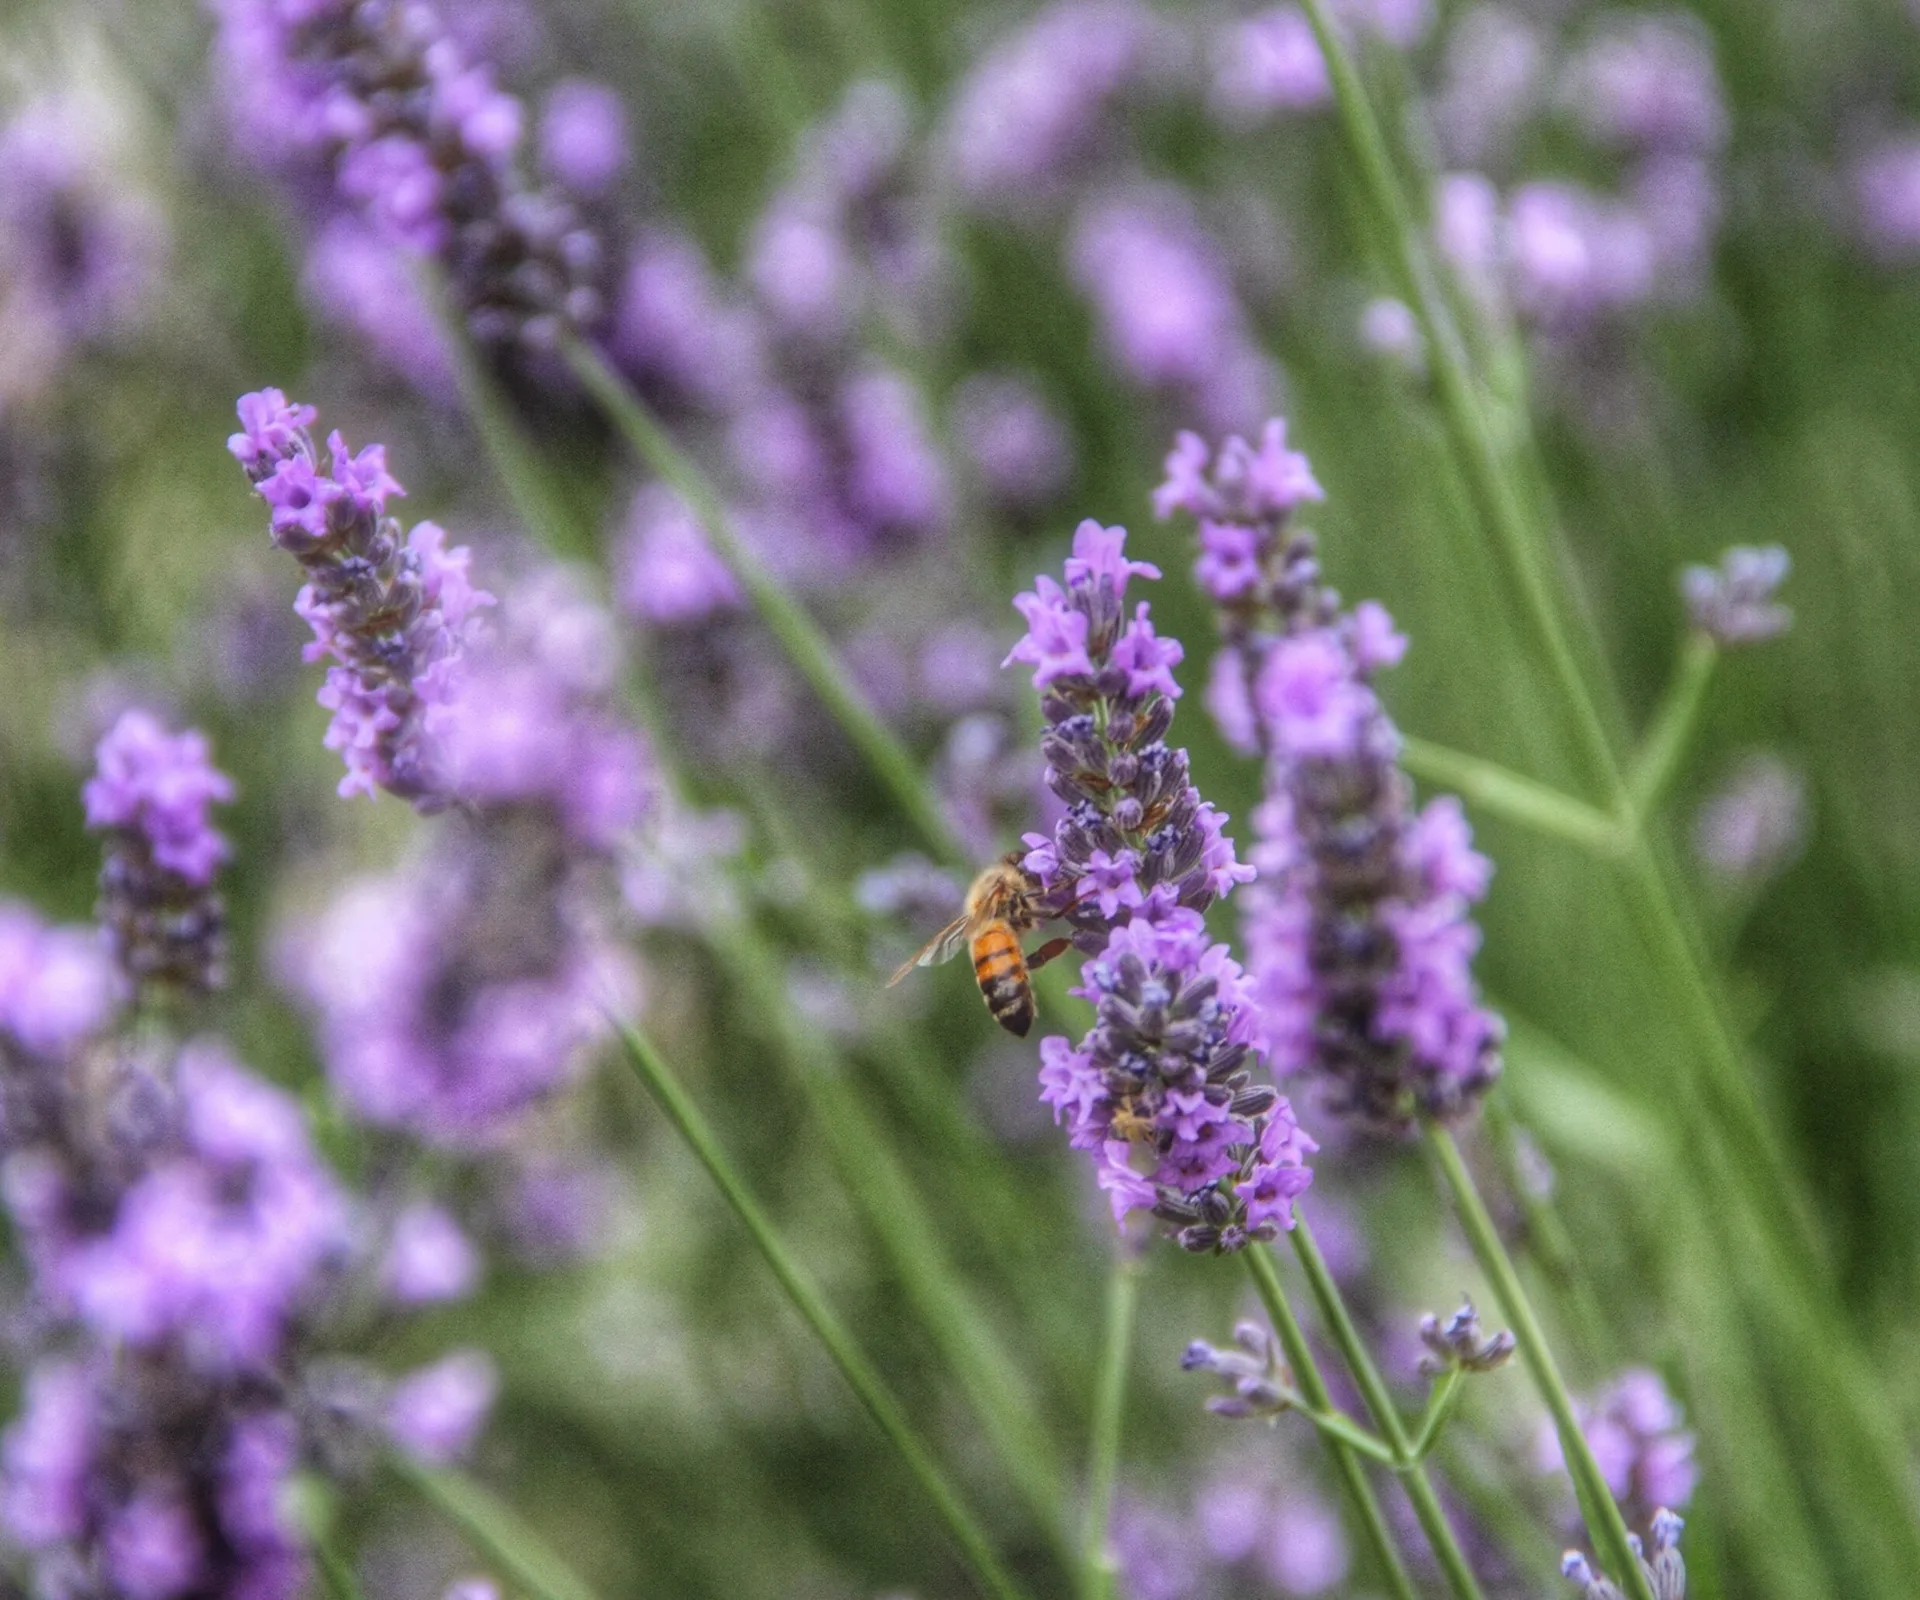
[[972, 925, 1035, 1037]]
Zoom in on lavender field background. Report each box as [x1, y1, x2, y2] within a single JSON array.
[[0, 0, 1917, 1597]]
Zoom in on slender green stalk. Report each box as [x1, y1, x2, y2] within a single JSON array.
[[614, 1021, 1035, 1600], [443, 339, 1065, 1545], [1243, 1247, 1421, 1600], [1481, 1093, 1610, 1373], [702, 913, 1070, 1545], [1080, 1254, 1141, 1600], [1623, 633, 1718, 826], [312, 1539, 367, 1600], [1410, 1367, 1466, 1462], [562, 333, 966, 865], [394, 1459, 606, 1600], [1297, 0, 1623, 801], [1423, 1126, 1655, 1600], [1400, 735, 1623, 854], [1288, 1218, 1490, 1600]]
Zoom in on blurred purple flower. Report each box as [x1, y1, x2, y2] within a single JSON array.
[[539, 79, 631, 197], [302, 218, 455, 398], [1210, 7, 1330, 122], [1560, 12, 1727, 158], [1694, 755, 1807, 884], [953, 372, 1072, 509], [1681, 545, 1791, 645], [85, 711, 233, 996], [1070, 186, 1275, 432], [618, 484, 743, 626], [940, 0, 1175, 208], [1540, 1368, 1698, 1533], [1432, 6, 1547, 167], [0, 93, 165, 361], [210, 0, 603, 354], [387, 1351, 498, 1465], [62, 1040, 349, 1370], [612, 228, 768, 413], [0, 905, 120, 1059], [1852, 134, 1920, 262], [382, 1203, 481, 1305]]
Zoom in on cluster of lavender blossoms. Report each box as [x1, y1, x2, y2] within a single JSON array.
[[84, 710, 234, 997], [232, 391, 647, 1147], [1009, 521, 1315, 1250], [211, 0, 605, 358], [1, 721, 496, 1600], [230, 388, 491, 807], [1155, 421, 1502, 1130]]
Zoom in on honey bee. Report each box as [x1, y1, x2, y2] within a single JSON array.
[[888, 851, 1072, 1037]]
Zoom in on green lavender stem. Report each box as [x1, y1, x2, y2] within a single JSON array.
[[446, 331, 1067, 1546], [1297, 0, 1622, 802], [1288, 1218, 1490, 1600], [614, 1021, 1035, 1600], [1623, 632, 1718, 825], [1423, 1126, 1656, 1600], [700, 912, 1071, 1547], [1080, 1254, 1141, 1600], [562, 333, 967, 865], [395, 1459, 606, 1600], [1243, 1246, 1421, 1600], [1399, 736, 1623, 855], [1410, 1367, 1467, 1462]]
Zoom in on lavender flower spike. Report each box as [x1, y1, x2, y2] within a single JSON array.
[[1157, 421, 1502, 1130], [1011, 520, 1314, 1250], [84, 711, 233, 996], [211, 0, 605, 356], [230, 390, 492, 808]]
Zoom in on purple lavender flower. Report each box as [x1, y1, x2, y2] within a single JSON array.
[[538, 79, 630, 198], [1157, 422, 1502, 1129], [1680, 545, 1792, 644], [382, 1202, 481, 1305], [0, 905, 120, 1061], [84, 711, 233, 996], [1852, 134, 1920, 263], [1564, 1508, 1687, 1600], [1540, 1368, 1698, 1534], [280, 568, 644, 1145], [302, 217, 456, 398], [1693, 755, 1806, 883], [1431, 7, 1548, 167], [230, 390, 494, 808], [210, 0, 604, 356], [386, 1350, 498, 1464], [1008, 522, 1312, 1247], [1209, 7, 1332, 122], [0, 92, 165, 357], [611, 228, 768, 415], [617, 484, 744, 626], [1560, 13, 1727, 158], [1069, 186, 1276, 433], [952, 372, 1072, 510], [939, 0, 1175, 209], [3, 1348, 311, 1600], [61, 1040, 349, 1370]]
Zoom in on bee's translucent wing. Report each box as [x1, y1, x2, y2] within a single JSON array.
[[887, 915, 973, 986]]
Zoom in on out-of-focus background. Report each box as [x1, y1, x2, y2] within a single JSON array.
[[2, 0, 1919, 1596]]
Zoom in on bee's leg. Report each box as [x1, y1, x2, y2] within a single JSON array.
[[1025, 937, 1073, 971]]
